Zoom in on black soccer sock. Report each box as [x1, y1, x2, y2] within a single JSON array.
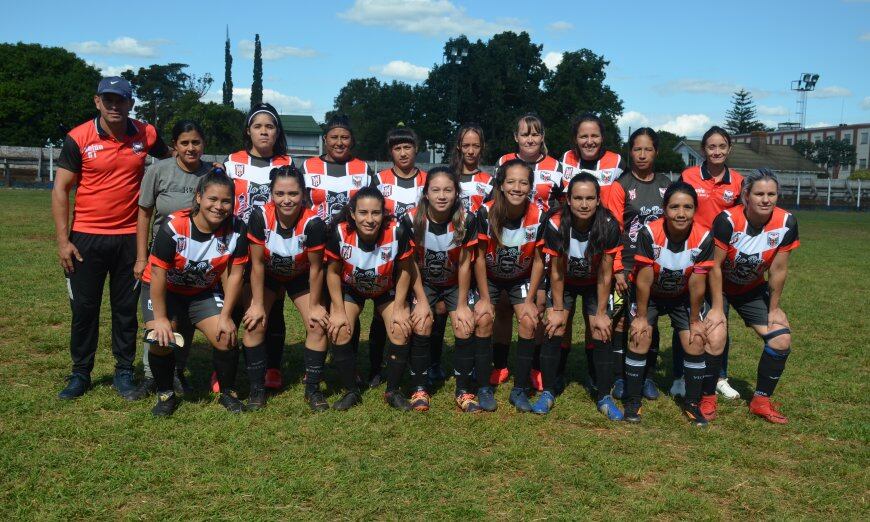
[[755, 344, 790, 397], [331, 342, 358, 392], [245, 343, 267, 393], [612, 330, 625, 381], [540, 337, 561, 394], [593, 339, 614, 401], [557, 342, 571, 376], [474, 336, 493, 389], [671, 329, 684, 378], [624, 350, 647, 401], [213, 348, 239, 392], [492, 342, 509, 370], [585, 342, 596, 382], [351, 317, 361, 354], [265, 300, 285, 369], [453, 336, 475, 394], [513, 337, 535, 390], [149, 350, 175, 393], [369, 315, 387, 377], [410, 334, 431, 389], [644, 328, 659, 380], [702, 352, 724, 396], [683, 353, 706, 404], [303, 348, 327, 395], [175, 326, 194, 371], [430, 313, 448, 365], [384, 341, 409, 393], [532, 343, 542, 371]]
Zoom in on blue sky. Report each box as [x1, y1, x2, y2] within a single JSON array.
[[5, 0, 869, 139]]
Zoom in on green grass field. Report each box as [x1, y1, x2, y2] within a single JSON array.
[[0, 188, 867, 520]]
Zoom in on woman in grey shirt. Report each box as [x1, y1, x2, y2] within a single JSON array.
[[134, 120, 212, 395]]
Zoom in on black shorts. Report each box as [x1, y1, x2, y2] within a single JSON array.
[[546, 284, 601, 317], [487, 278, 531, 306], [265, 273, 310, 299], [422, 283, 476, 311], [343, 287, 394, 309], [723, 283, 770, 327], [140, 283, 224, 326], [630, 293, 707, 332]]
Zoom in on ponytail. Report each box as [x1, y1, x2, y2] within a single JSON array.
[[191, 167, 235, 220]]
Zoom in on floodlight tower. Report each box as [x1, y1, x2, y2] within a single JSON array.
[[791, 73, 819, 129]]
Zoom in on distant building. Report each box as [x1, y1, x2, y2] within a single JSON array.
[[279, 115, 322, 157], [674, 135, 825, 176], [733, 124, 870, 178]]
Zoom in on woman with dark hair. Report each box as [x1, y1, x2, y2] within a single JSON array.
[[135, 120, 213, 396], [401, 167, 481, 412], [626, 182, 715, 425], [541, 173, 620, 416], [450, 123, 493, 213], [707, 169, 799, 424], [324, 186, 419, 411], [140, 169, 248, 416], [242, 165, 329, 412], [222, 103, 291, 393], [605, 127, 672, 401], [475, 158, 547, 412], [674, 125, 745, 400]]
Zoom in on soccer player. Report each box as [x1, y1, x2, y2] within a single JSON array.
[[141, 169, 248, 416], [324, 187, 420, 411], [223, 103, 291, 392], [135, 120, 212, 397], [541, 173, 620, 416], [605, 128, 672, 401], [675, 126, 745, 400], [706, 169, 799, 424], [626, 182, 715, 426], [401, 167, 481, 412], [53, 76, 170, 400], [450, 123, 494, 214], [475, 159, 547, 412], [243, 165, 329, 412]]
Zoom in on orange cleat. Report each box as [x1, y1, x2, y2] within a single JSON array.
[[749, 395, 788, 424], [264, 368, 283, 390], [529, 369, 544, 392], [489, 367, 510, 385], [210, 371, 220, 393], [700, 394, 718, 420], [410, 389, 430, 412]]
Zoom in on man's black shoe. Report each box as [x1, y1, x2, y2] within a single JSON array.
[[58, 373, 90, 400]]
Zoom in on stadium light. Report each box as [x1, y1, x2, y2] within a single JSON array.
[[790, 72, 820, 130]]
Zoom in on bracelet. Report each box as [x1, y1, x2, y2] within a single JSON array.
[[136, 258, 148, 262], [552, 308, 565, 312]]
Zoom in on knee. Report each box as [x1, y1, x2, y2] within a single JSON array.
[[148, 345, 172, 356], [435, 301, 447, 315], [766, 333, 791, 351], [518, 316, 536, 337], [414, 323, 432, 336], [305, 322, 325, 341]]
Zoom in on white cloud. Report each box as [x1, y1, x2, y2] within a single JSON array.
[[205, 87, 313, 113], [89, 62, 139, 77], [808, 121, 833, 128], [67, 37, 163, 58], [860, 32, 870, 41], [757, 105, 789, 116], [618, 111, 651, 129], [238, 40, 317, 60], [655, 78, 770, 98], [618, 111, 711, 139], [861, 96, 870, 110], [549, 21, 573, 31], [369, 60, 429, 81], [339, 0, 522, 38], [543, 51, 563, 70], [809, 86, 852, 98]]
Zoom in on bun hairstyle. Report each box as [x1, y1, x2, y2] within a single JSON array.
[[413, 166, 467, 248], [628, 127, 659, 151], [742, 167, 780, 202], [331, 185, 393, 235], [324, 114, 355, 148], [191, 167, 235, 218], [449, 123, 486, 175], [570, 112, 606, 159], [662, 180, 699, 208], [514, 113, 547, 157], [558, 172, 614, 260], [243, 102, 288, 156], [268, 163, 310, 206], [489, 158, 533, 248]]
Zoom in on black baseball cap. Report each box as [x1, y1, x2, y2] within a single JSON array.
[[97, 76, 133, 99]]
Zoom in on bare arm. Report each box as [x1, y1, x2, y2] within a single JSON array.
[[709, 246, 726, 312], [134, 206, 154, 280], [51, 168, 82, 272], [549, 255, 565, 311], [767, 250, 790, 312], [474, 242, 491, 302], [596, 252, 614, 316], [634, 266, 653, 320]]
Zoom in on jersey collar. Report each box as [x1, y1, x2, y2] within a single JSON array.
[[701, 162, 731, 184], [93, 117, 137, 138]]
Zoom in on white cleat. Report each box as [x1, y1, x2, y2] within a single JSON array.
[[716, 378, 741, 399], [669, 377, 685, 398]]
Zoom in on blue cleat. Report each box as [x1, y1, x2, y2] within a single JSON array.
[[643, 378, 660, 400], [509, 387, 532, 413], [596, 395, 624, 421], [531, 390, 555, 415], [477, 386, 498, 412], [58, 373, 90, 400], [113, 369, 141, 401], [612, 378, 625, 400]]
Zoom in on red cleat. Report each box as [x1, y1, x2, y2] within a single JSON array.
[[264, 368, 283, 390], [700, 394, 718, 420], [489, 367, 510, 385], [210, 371, 220, 393], [749, 395, 788, 424], [529, 369, 544, 392]]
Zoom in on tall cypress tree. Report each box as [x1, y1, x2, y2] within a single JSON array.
[[724, 89, 766, 134], [222, 26, 233, 107], [251, 33, 263, 107]]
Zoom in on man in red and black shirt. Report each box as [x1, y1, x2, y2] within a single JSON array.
[[52, 76, 170, 400]]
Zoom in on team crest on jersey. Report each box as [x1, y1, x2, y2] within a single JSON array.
[[352, 175, 364, 188], [525, 227, 536, 242], [628, 189, 637, 201], [659, 187, 667, 198], [424, 249, 448, 281], [730, 232, 741, 245], [269, 253, 295, 275], [690, 247, 702, 262], [353, 268, 379, 292], [494, 247, 521, 277], [601, 171, 613, 183], [723, 190, 735, 203], [767, 231, 780, 247], [216, 238, 229, 255], [540, 170, 551, 181], [658, 268, 684, 294], [341, 245, 352, 260], [234, 164, 245, 177], [652, 245, 661, 259], [175, 237, 187, 253], [567, 256, 591, 278], [477, 183, 487, 195], [310, 175, 321, 187], [132, 141, 145, 155], [380, 247, 392, 262], [381, 184, 392, 197], [728, 252, 763, 284]]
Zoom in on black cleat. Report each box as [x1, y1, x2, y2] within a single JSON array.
[[58, 373, 91, 400], [136, 376, 156, 398], [333, 390, 362, 411], [174, 370, 193, 396], [384, 390, 412, 411], [305, 390, 330, 412], [247, 388, 266, 411], [218, 390, 245, 414], [682, 402, 709, 427], [152, 391, 178, 417], [623, 398, 642, 423]]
